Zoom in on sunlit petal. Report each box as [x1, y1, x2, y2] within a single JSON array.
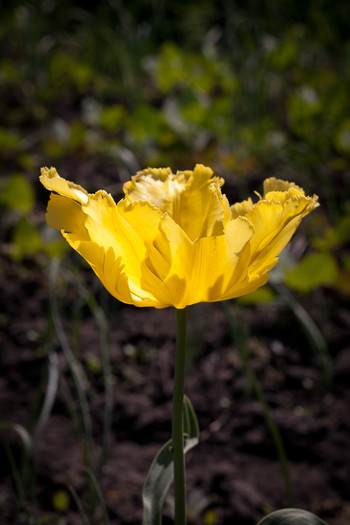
[[40, 167, 89, 204], [231, 197, 254, 218], [141, 214, 254, 308], [46, 194, 90, 240], [62, 235, 159, 307], [263, 177, 305, 195], [245, 195, 318, 276], [124, 164, 228, 241], [40, 165, 318, 309]]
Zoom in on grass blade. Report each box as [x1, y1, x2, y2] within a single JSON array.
[[222, 301, 294, 507], [257, 507, 329, 524], [273, 283, 332, 392], [76, 279, 114, 479], [85, 467, 110, 525], [0, 423, 35, 519], [68, 484, 91, 525], [48, 259, 93, 459], [32, 350, 59, 445]]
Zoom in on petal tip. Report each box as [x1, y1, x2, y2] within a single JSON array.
[[39, 166, 89, 205]]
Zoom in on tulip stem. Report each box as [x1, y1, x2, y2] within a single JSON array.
[[172, 307, 188, 525]]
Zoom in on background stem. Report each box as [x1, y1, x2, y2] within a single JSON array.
[[172, 307, 188, 525]]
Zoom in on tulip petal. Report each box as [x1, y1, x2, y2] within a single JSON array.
[[231, 197, 254, 218], [263, 177, 305, 195], [40, 166, 319, 309], [228, 181, 319, 300], [246, 194, 318, 276], [40, 167, 89, 204], [46, 194, 90, 240], [78, 196, 168, 305], [88, 198, 164, 280], [62, 235, 160, 306], [42, 169, 167, 306], [64, 237, 133, 303], [124, 164, 229, 241], [170, 164, 231, 241], [141, 214, 254, 308]]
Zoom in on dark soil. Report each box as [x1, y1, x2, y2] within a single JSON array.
[[1, 255, 350, 525]]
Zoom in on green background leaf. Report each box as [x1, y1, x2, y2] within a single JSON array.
[[285, 252, 338, 293], [0, 174, 34, 214], [11, 217, 42, 258]]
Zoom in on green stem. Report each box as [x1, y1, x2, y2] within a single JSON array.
[[172, 307, 188, 525]]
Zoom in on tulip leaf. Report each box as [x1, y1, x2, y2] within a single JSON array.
[[182, 393, 200, 449], [257, 508, 329, 525], [142, 395, 199, 525]]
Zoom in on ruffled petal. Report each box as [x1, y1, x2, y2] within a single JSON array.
[[40, 167, 89, 204], [141, 214, 254, 308], [80, 197, 168, 304], [123, 167, 175, 210], [263, 177, 305, 195], [46, 194, 90, 240], [41, 169, 168, 306], [40, 166, 319, 309], [231, 197, 254, 218], [124, 164, 229, 241], [62, 235, 159, 307], [244, 190, 318, 280]]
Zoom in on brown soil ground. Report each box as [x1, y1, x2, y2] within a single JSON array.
[[1, 254, 350, 525]]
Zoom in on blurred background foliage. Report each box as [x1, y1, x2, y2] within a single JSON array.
[[1, 0, 350, 296], [1, 2, 350, 523]]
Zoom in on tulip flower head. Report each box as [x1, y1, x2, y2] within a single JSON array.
[[40, 165, 318, 309]]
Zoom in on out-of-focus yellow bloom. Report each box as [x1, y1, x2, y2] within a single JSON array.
[[40, 165, 318, 309]]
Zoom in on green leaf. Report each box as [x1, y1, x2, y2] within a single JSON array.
[[285, 252, 338, 293], [182, 394, 200, 446], [129, 104, 166, 143], [142, 395, 199, 525], [238, 287, 275, 305], [100, 105, 126, 132], [11, 217, 42, 258], [257, 508, 329, 525], [69, 120, 86, 149], [0, 127, 20, 151], [0, 173, 34, 214], [44, 239, 70, 259], [334, 119, 350, 153]]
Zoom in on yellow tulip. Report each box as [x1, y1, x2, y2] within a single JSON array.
[[40, 164, 318, 309]]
